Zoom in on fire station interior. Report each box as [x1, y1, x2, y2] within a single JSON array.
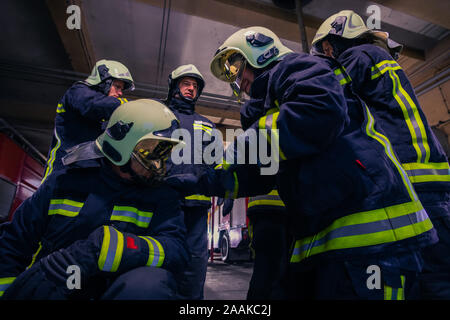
[[0, 0, 449, 301], [0, 0, 449, 161]]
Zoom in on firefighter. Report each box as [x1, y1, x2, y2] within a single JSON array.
[[246, 189, 291, 300], [0, 99, 189, 300], [198, 26, 438, 300], [42, 59, 135, 183], [311, 10, 450, 299], [163, 64, 222, 300]]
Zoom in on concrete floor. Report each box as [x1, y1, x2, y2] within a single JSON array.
[[203, 258, 254, 300]]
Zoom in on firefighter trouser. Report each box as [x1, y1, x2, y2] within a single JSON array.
[[175, 205, 209, 300], [247, 213, 291, 300], [101, 266, 177, 300], [287, 251, 423, 300], [417, 191, 450, 299]]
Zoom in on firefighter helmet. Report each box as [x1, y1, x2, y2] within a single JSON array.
[[311, 10, 370, 49], [96, 99, 182, 167], [210, 26, 293, 82], [167, 64, 205, 103], [85, 59, 135, 91]]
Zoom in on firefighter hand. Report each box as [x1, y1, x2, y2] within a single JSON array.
[[163, 173, 200, 195], [2, 249, 84, 300]]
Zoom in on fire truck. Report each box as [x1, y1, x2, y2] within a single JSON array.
[[208, 196, 251, 263], [0, 119, 45, 223]]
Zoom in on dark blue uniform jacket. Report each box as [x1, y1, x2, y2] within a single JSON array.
[[0, 159, 189, 284], [42, 83, 125, 182], [338, 44, 450, 195], [166, 98, 222, 208], [199, 53, 438, 267]]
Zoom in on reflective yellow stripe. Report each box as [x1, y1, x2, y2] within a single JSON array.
[[373, 60, 430, 164], [248, 199, 285, 207], [248, 189, 285, 208], [402, 162, 450, 183], [291, 200, 432, 263], [56, 103, 65, 113], [371, 60, 402, 79], [384, 275, 405, 300], [271, 112, 287, 160], [0, 277, 16, 297], [41, 128, 62, 184], [139, 236, 165, 267], [48, 199, 84, 217], [334, 67, 352, 85], [365, 105, 417, 201], [393, 70, 430, 163], [258, 111, 287, 161], [118, 98, 128, 104], [225, 171, 239, 199], [98, 226, 124, 272], [185, 194, 211, 201], [26, 242, 43, 269], [110, 206, 153, 228]]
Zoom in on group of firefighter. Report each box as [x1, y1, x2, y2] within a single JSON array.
[[0, 10, 448, 300]]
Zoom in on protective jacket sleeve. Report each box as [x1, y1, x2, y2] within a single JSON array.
[[0, 177, 54, 296], [66, 84, 123, 122], [254, 54, 349, 160], [72, 189, 189, 276]]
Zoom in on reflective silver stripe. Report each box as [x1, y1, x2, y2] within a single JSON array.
[[389, 69, 429, 163], [371, 60, 401, 79], [110, 206, 153, 228], [291, 205, 431, 263], [334, 67, 352, 85], [293, 209, 428, 255], [102, 227, 124, 272], [371, 60, 430, 163], [405, 168, 450, 177], [48, 199, 83, 217], [364, 105, 418, 201]]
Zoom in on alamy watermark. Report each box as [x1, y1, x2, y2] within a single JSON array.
[[169, 128, 281, 176], [66, 264, 81, 290], [66, 5, 81, 30], [366, 5, 381, 30]]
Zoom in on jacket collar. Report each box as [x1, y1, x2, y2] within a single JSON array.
[[168, 97, 195, 115]]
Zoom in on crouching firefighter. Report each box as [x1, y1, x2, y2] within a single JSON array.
[[312, 10, 450, 299], [162, 64, 222, 300], [0, 99, 189, 300], [183, 26, 438, 300], [42, 59, 135, 183]]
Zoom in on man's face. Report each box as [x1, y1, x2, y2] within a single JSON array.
[[178, 77, 198, 100], [108, 79, 125, 98], [321, 40, 335, 58], [239, 65, 255, 96]]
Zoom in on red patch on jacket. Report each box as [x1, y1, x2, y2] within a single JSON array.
[[126, 236, 138, 249]]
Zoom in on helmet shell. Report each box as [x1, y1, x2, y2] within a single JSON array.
[[96, 99, 181, 166], [312, 10, 370, 48], [210, 26, 293, 82], [85, 59, 135, 91]]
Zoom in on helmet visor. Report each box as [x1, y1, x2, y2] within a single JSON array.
[[130, 138, 177, 185], [132, 139, 174, 167], [223, 52, 247, 100]]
